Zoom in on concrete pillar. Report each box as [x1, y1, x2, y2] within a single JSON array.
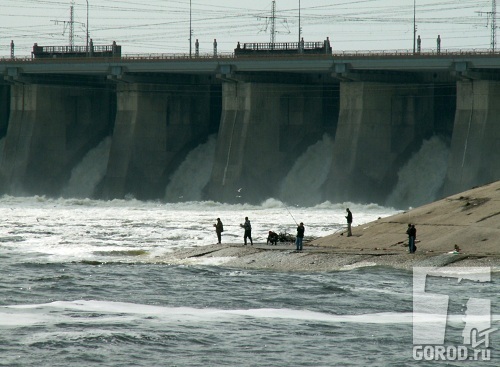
[[0, 84, 113, 196], [324, 82, 434, 203], [206, 81, 328, 203], [0, 85, 9, 137], [103, 83, 211, 200], [444, 80, 500, 195]]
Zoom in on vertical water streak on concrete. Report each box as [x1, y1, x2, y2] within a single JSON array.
[[103, 83, 138, 198], [103, 83, 211, 200], [324, 82, 434, 204], [208, 82, 250, 202], [444, 80, 500, 195], [221, 101, 238, 187]]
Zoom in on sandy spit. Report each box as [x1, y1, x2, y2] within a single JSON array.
[[158, 181, 500, 272]]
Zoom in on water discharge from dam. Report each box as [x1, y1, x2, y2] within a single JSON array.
[[165, 135, 217, 202], [278, 133, 334, 207], [59, 133, 450, 208], [62, 137, 112, 199], [386, 136, 450, 209]]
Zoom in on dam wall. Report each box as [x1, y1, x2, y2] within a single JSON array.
[[324, 82, 436, 204], [444, 80, 500, 195], [0, 73, 496, 205], [0, 84, 113, 196], [102, 83, 214, 200], [206, 81, 337, 203]]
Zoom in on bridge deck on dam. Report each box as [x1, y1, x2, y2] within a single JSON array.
[[1, 50, 500, 76]]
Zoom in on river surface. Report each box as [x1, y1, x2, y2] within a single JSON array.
[[0, 196, 498, 366]]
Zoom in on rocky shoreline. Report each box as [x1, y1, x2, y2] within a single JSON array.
[[159, 181, 500, 272]]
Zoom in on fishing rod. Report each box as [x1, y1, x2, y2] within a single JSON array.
[[281, 200, 299, 226]]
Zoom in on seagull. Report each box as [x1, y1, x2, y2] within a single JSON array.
[[237, 188, 242, 192]]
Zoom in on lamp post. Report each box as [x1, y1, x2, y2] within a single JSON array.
[[413, 0, 416, 54], [298, 0, 301, 43], [189, 0, 192, 57], [86, 0, 89, 54]]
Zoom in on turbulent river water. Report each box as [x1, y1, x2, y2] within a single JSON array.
[[0, 197, 498, 366]]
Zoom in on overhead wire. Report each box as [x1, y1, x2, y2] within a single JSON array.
[[0, 0, 493, 55]]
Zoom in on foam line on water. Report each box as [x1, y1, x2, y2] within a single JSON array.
[[7, 300, 498, 326]]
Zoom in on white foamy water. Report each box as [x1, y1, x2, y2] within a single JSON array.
[[0, 300, 417, 325], [0, 195, 395, 263], [387, 136, 450, 209]]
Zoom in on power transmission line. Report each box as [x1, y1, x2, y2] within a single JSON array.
[[477, 0, 497, 51], [51, 0, 84, 47]]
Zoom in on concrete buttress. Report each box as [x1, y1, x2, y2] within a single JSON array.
[[103, 83, 211, 200], [206, 81, 328, 203], [0, 85, 9, 137], [324, 82, 434, 203], [0, 84, 113, 196], [444, 80, 500, 195]]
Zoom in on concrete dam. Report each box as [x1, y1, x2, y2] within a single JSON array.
[[0, 50, 499, 207]]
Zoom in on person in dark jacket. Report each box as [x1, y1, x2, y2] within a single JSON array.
[[406, 223, 417, 253], [267, 231, 278, 245], [406, 224, 412, 253], [214, 218, 223, 244], [410, 224, 417, 253], [296, 222, 305, 251], [240, 217, 253, 245], [346, 208, 353, 237]]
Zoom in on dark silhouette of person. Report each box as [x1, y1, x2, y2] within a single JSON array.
[[214, 218, 223, 244], [296, 222, 305, 251], [267, 231, 278, 245], [406, 224, 416, 253], [346, 208, 353, 237], [406, 224, 412, 253], [240, 217, 253, 245]]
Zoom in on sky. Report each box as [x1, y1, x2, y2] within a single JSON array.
[[0, 0, 495, 57]]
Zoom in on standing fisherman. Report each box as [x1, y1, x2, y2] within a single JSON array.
[[406, 224, 412, 253], [409, 224, 417, 253], [295, 222, 305, 251], [406, 223, 417, 253], [240, 217, 253, 246], [345, 208, 353, 237], [214, 218, 223, 244]]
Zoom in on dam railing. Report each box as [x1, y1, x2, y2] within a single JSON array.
[[1, 48, 499, 64]]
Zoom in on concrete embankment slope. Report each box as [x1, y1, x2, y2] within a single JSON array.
[[161, 181, 499, 272], [311, 180, 500, 256]]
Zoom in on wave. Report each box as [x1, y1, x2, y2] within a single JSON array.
[[0, 194, 397, 215], [4, 300, 498, 326], [0, 300, 410, 325]]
